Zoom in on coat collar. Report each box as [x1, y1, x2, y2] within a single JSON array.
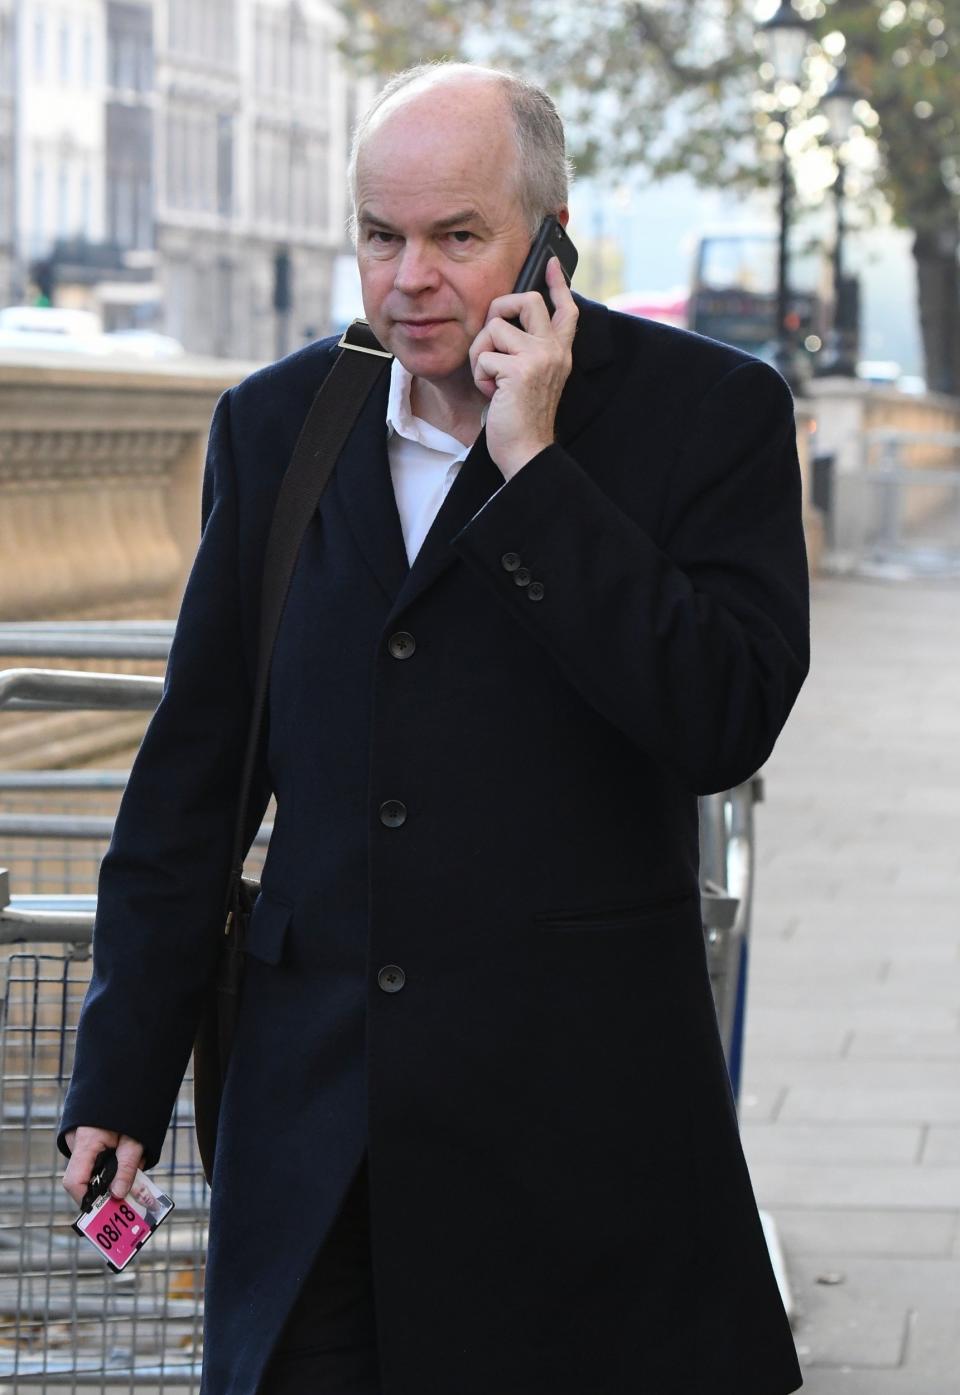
[[334, 294, 617, 619]]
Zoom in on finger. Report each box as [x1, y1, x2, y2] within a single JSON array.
[[474, 349, 513, 388], [482, 316, 532, 352], [468, 324, 495, 378], [111, 1136, 146, 1199], [544, 257, 579, 337], [62, 1129, 116, 1206], [485, 290, 553, 336]]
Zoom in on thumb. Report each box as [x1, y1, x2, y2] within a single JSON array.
[[110, 1135, 146, 1200]]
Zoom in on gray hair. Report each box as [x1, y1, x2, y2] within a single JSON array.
[[347, 62, 574, 240]]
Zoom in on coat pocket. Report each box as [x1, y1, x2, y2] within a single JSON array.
[[531, 890, 697, 932], [242, 888, 294, 965]]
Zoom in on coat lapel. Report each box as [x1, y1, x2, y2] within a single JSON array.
[[386, 295, 617, 623], [334, 371, 411, 603]]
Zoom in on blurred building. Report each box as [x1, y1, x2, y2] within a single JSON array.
[[0, 0, 361, 358]]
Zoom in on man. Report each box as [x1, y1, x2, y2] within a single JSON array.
[[127, 1176, 172, 1230], [61, 63, 808, 1395]]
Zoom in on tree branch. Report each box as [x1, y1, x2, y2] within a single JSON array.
[[627, 1, 749, 84]]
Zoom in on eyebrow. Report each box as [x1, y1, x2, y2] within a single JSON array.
[[357, 208, 491, 235]]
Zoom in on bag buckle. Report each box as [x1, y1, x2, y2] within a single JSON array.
[[337, 319, 393, 358]]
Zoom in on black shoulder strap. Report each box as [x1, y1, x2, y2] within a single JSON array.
[[225, 320, 392, 908]]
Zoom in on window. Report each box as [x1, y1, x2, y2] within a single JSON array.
[[57, 159, 70, 236], [32, 160, 46, 242], [136, 174, 152, 246], [59, 18, 70, 83], [33, 12, 46, 81], [290, 133, 308, 229], [107, 3, 153, 93], [0, 149, 8, 235], [214, 257, 233, 356], [217, 114, 234, 217], [115, 175, 133, 246], [80, 168, 91, 235], [308, 137, 329, 233], [106, 101, 153, 246], [166, 110, 181, 208], [82, 26, 93, 87]]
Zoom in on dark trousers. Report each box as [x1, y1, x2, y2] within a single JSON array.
[[258, 1152, 380, 1395]]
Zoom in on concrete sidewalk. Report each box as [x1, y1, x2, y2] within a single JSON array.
[[740, 572, 960, 1394]]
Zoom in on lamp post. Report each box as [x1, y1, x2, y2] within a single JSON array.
[[756, 1, 813, 389], [820, 67, 860, 376]]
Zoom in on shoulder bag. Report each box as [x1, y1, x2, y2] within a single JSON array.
[[192, 319, 393, 1186]]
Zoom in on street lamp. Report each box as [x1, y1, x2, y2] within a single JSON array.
[[756, 1, 813, 389], [820, 67, 861, 376]]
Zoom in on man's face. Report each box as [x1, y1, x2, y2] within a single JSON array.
[[354, 83, 534, 386]]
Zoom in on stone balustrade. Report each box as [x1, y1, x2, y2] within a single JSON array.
[[0, 350, 260, 623], [806, 378, 960, 555], [0, 349, 258, 771]]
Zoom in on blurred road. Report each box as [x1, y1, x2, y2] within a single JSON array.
[[741, 573, 960, 1393]]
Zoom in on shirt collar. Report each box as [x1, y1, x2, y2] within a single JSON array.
[[386, 357, 487, 462]]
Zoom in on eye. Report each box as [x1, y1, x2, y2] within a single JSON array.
[[448, 230, 474, 244], [367, 229, 397, 245]]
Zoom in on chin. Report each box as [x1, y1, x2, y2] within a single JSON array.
[[390, 340, 468, 383]]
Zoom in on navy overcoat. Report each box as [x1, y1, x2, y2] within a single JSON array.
[[60, 297, 809, 1395]]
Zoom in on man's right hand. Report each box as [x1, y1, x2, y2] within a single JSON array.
[[62, 1126, 145, 1206]]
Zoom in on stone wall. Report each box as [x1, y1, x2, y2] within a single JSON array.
[[806, 379, 960, 556], [0, 350, 257, 771]]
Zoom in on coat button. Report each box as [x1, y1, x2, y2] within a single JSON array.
[[378, 964, 406, 993], [388, 631, 416, 659], [513, 566, 531, 587], [527, 581, 545, 601], [501, 552, 521, 572], [379, 800, 407, 828]]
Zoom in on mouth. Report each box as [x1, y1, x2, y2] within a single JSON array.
[[395, 318, 450, 338]]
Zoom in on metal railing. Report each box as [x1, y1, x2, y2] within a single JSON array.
[[0, 893, 208, 1388], [0, 624, 175, 663]]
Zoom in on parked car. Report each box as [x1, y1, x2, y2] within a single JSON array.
[[102, 330, 185, 360], [0, 304, 109, 353]]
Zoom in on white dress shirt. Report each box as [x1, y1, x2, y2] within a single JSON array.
[[386, 357, 489, 566]]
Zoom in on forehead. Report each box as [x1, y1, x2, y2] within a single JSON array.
[[356, 82, 522, 223]]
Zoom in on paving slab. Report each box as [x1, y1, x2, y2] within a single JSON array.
[[846, 1031, 960, 1060], [777, 1088, 960, 1127], [740, 573, 960, 1391], [740, 1123, 923, 1166], [750, 1161, 960, 1208], [773, 1207, 959, 1258], [921, 1127, 960, 1165], [744, 1061, 960, 1093]]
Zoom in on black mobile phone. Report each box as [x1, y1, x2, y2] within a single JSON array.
[[512, 217, 578, 310]]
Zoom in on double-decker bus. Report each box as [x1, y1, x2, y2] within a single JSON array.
[[608, 227, 824, 368]]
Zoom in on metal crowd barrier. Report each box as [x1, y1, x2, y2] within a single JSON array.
[[0, 640, 760, 1387], [0, 624, 175, 662], [0, 875, 208, 1388]]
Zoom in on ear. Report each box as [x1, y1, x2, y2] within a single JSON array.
[[557, 207, 570, 229]]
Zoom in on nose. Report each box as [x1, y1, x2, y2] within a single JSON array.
[[393, 240, 440, 296]]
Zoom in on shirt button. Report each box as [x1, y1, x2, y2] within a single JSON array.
[[501, 552, 521, 572], [513, 567, 532, 587], [388, 631, 416, 659], [379, 800, 407, 828], [527, 581, 545, 601], [378, 965, 406, 993]]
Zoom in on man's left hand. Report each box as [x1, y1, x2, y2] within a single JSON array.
[[469, 256, 578, 480]]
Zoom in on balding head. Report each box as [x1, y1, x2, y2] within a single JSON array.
[[348, 62, 573, 240]]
